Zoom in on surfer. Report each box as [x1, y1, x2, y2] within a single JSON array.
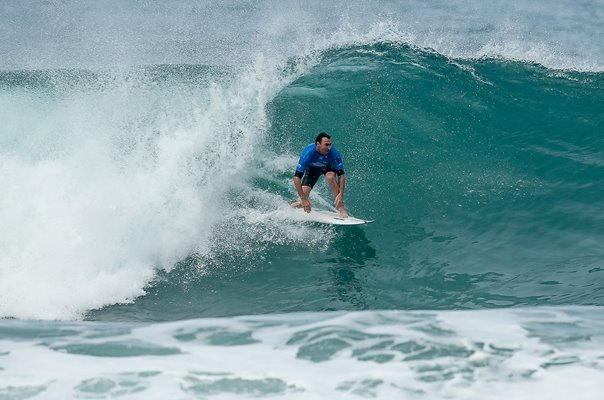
[[291, 132, 348, 218]]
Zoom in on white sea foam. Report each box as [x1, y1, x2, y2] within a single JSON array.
[[0, 61, 311, 319], [0, 307, 602, 399]]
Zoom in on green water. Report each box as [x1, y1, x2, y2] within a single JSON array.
[[85, 44, 603, 321]]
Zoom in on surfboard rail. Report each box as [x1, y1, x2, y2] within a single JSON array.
[[291, 208, 374, 225]]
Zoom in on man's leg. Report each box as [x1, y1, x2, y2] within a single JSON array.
[[325, 172, 339, 197]]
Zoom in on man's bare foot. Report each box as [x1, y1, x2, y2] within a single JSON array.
[[338, 208, 349, 218], [290, 200, 302, 208]]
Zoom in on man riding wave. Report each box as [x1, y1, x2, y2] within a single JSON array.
[[291, 132, 348, 218]]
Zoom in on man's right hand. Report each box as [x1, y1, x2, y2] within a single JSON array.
[[301, 198, 311, 213]]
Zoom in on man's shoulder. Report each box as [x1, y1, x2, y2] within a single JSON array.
[[301, 143, 316, 156], [329, 146, 342, 157]]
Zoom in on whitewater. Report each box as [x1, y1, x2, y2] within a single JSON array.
[[1, 1, 603, 399]]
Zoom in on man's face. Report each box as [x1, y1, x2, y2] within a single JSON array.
[[316, 137, 332, 155]]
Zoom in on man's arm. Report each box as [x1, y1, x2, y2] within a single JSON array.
[[293, 175, 306, 200], [294, 174, 312, 212], [335, 173, 345, 210]]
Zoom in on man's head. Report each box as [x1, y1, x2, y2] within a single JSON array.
[[315, 132, 332, 155]]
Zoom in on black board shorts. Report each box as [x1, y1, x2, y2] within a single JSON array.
[[301, 165, 333, 188]]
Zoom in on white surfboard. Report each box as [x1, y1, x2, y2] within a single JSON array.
[[291, 208, 374, 225]]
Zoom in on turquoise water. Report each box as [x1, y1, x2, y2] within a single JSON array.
[[1, 1, 603, 398], [79, 45, 602, 321]]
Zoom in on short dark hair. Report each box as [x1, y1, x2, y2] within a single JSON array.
[[315, 132, 331, 144]]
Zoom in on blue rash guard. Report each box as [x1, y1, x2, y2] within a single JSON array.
[[294, 143, 344, 187]]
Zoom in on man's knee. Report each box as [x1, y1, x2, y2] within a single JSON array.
[[325, 171, 336, 182]]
